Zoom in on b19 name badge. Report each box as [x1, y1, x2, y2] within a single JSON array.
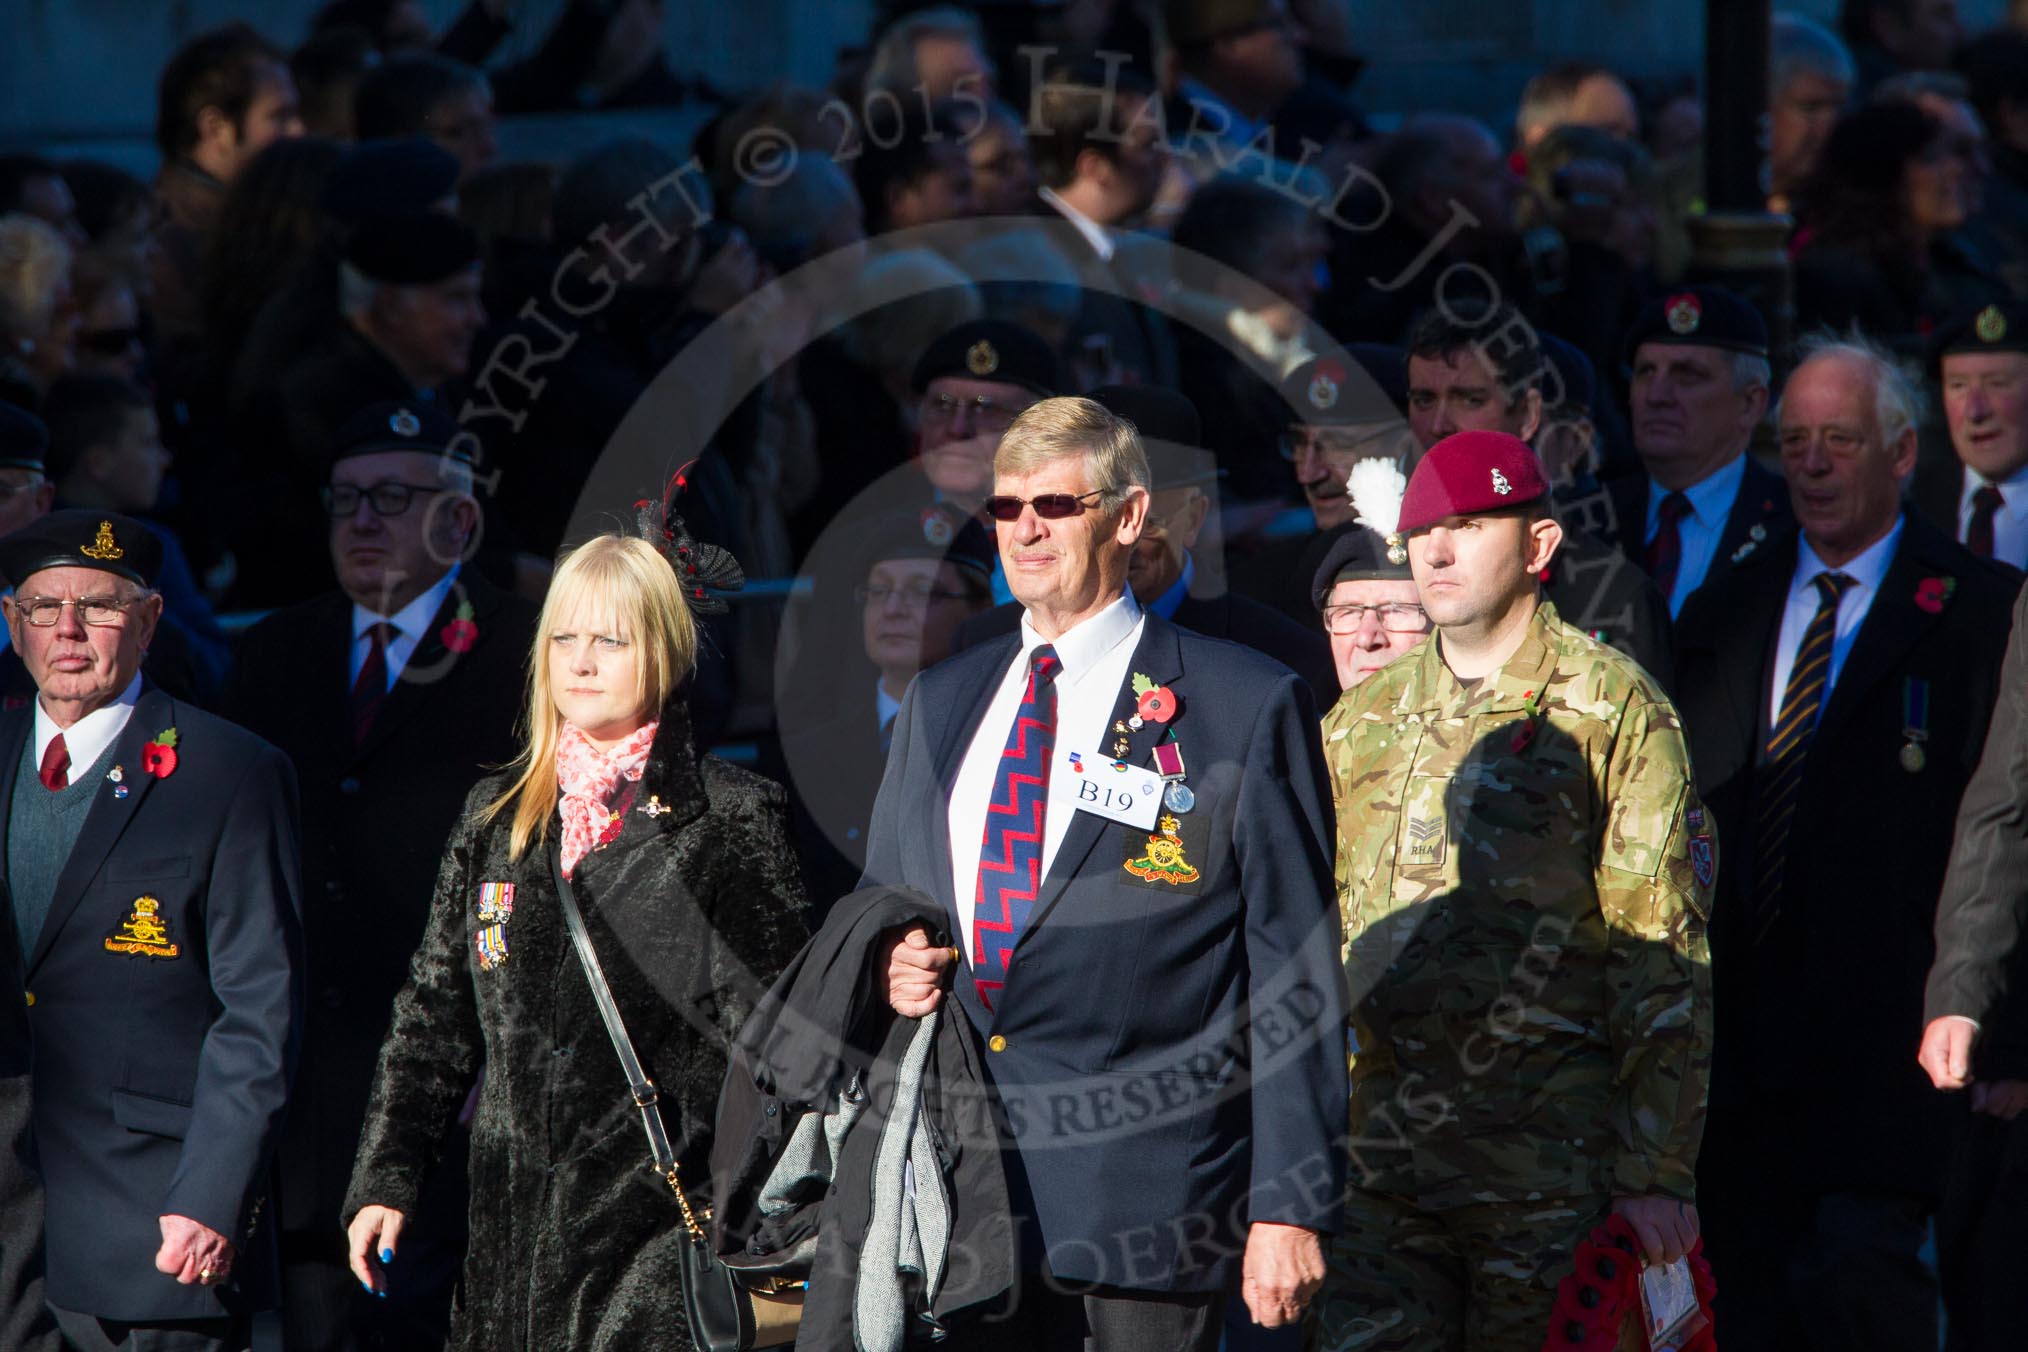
[[1061, 747, 1163, 830]]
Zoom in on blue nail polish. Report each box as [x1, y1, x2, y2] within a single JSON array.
[[359, 1278, 373, 1293], [377, 1289, 387, 1299], [380, 1247, 394, 1264]]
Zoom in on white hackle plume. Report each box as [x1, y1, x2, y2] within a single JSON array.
[[1347, 457, 1407, 539]]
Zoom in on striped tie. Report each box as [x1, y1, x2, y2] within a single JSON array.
[[1753, 571, 1854, 926], [971, 644, 1060, 1012]]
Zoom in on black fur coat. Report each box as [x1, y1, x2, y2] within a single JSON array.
[[343, 702, 807, 1350]]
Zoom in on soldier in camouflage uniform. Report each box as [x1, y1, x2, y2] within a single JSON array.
[[1308, 431, 1714, 1352]]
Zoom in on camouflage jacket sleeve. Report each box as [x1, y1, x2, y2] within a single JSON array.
[[1595, 692, 1715, 1203]]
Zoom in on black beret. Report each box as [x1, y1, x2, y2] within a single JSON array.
[[0, 401, 49, 473], [1933, 299, 2028, 365], [1085, 384, 1220, 491], [911, 319, 1062, 398], [1282, 346, 1408, 426], [856, 503, 995, 583], [342, 210, 480, 286], [323, 139, 462, 227], [1311, 524, 1410, 608], [0, 508, 162, 588], [1537, 332, 1596, 413], [328, 400, 469, 467], [1625, 284, 1769, 361]]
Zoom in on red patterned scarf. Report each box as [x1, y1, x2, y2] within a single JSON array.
[[556, 720, 658, 878]]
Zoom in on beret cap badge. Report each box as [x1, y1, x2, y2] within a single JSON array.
[[1307, 371, 1340, 411], [389, 408, 422, 437], [965, 340, 999, 376], [1976, 305, 2008, 344], [79, 521, 124, 561], [1665, 292, 1702, 335], [1491, 469, 1513, 495]]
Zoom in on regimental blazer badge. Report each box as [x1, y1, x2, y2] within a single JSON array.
[[1124, 814, 1201, 886], [104, 896, 179, 959], [475, 923, 509, 971]]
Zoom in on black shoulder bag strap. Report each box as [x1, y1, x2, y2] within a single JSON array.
[[549, 852, 696, 1223]]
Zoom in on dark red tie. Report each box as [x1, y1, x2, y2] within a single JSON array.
[[38, 733, 68, 791], [1968, 485, 2005, 558], [350, 623, 394, 746], [1644, 491, 1694, 600]]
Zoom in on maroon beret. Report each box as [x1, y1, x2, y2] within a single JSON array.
[[1397, 431, 1547, 534]]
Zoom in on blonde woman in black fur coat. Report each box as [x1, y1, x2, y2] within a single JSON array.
[[342, 531, 806, 1349]]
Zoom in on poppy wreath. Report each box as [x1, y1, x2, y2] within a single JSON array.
[[1540, 1214, 1716, 1352]]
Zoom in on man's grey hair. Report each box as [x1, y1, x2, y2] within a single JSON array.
[[1772, 13, 1856, 95], [865, 6, 991, 94], [1784, 331, 1926, 447]]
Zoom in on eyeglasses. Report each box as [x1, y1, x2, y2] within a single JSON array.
[[0, 476, 45, 503], [1279, 426, 1410, 462], [920, 393, 1032, 435], [854, 581, 977, 609], [982, 489, 1106, 522], [1320, 602, 1429, 635], [13, 595, 141, 627], [322, 481, 447, 518]]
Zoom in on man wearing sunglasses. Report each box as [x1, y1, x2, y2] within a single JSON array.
[[0, 508, 302, 1352], [224, 401, 534, 1351], [865, 395, 1346, 1347], [960, 384, 1336, 705]]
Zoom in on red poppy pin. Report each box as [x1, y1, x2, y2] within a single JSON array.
[[440, 599, 478, 653], [1914, 576, 1956, 614], [597, 812, 623, 847], [1131, 673, 1177, 724], [141, 726, 179, 779]]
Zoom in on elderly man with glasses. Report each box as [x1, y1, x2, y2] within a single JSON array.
[[223, 400, 535, 1352], [0, 507, 303, 1352]]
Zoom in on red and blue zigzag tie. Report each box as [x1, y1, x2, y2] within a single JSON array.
[[971, 644, 1060, 1012]]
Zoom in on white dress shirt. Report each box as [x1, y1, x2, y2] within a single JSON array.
[[1769, 516, 1905, 732], [348, 565, 460, 691], [1038, 185, 1116, 262], [1646, 454, 1748, 618], [1956, 463, 2028, 570], [946, 594, 1144, 957], [35, 672, 142, 776]]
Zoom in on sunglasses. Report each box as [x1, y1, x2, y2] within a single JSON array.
[[981, 489, 1106, 522]]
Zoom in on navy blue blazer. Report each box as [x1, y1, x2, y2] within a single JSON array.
[[860, 611, 1347, 1292], [6, 687, 304, 1322]]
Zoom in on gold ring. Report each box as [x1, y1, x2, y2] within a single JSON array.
[[948, 946, 963, 964], [199, 1268, 215, 1283]]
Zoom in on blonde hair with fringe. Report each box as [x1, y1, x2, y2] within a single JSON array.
[[482, 534, 699, 860]]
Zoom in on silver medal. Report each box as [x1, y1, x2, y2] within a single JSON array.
[[1164, 781, 1196, 813]]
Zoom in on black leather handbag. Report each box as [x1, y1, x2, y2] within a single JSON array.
[[552, 854, 804, 1350]]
